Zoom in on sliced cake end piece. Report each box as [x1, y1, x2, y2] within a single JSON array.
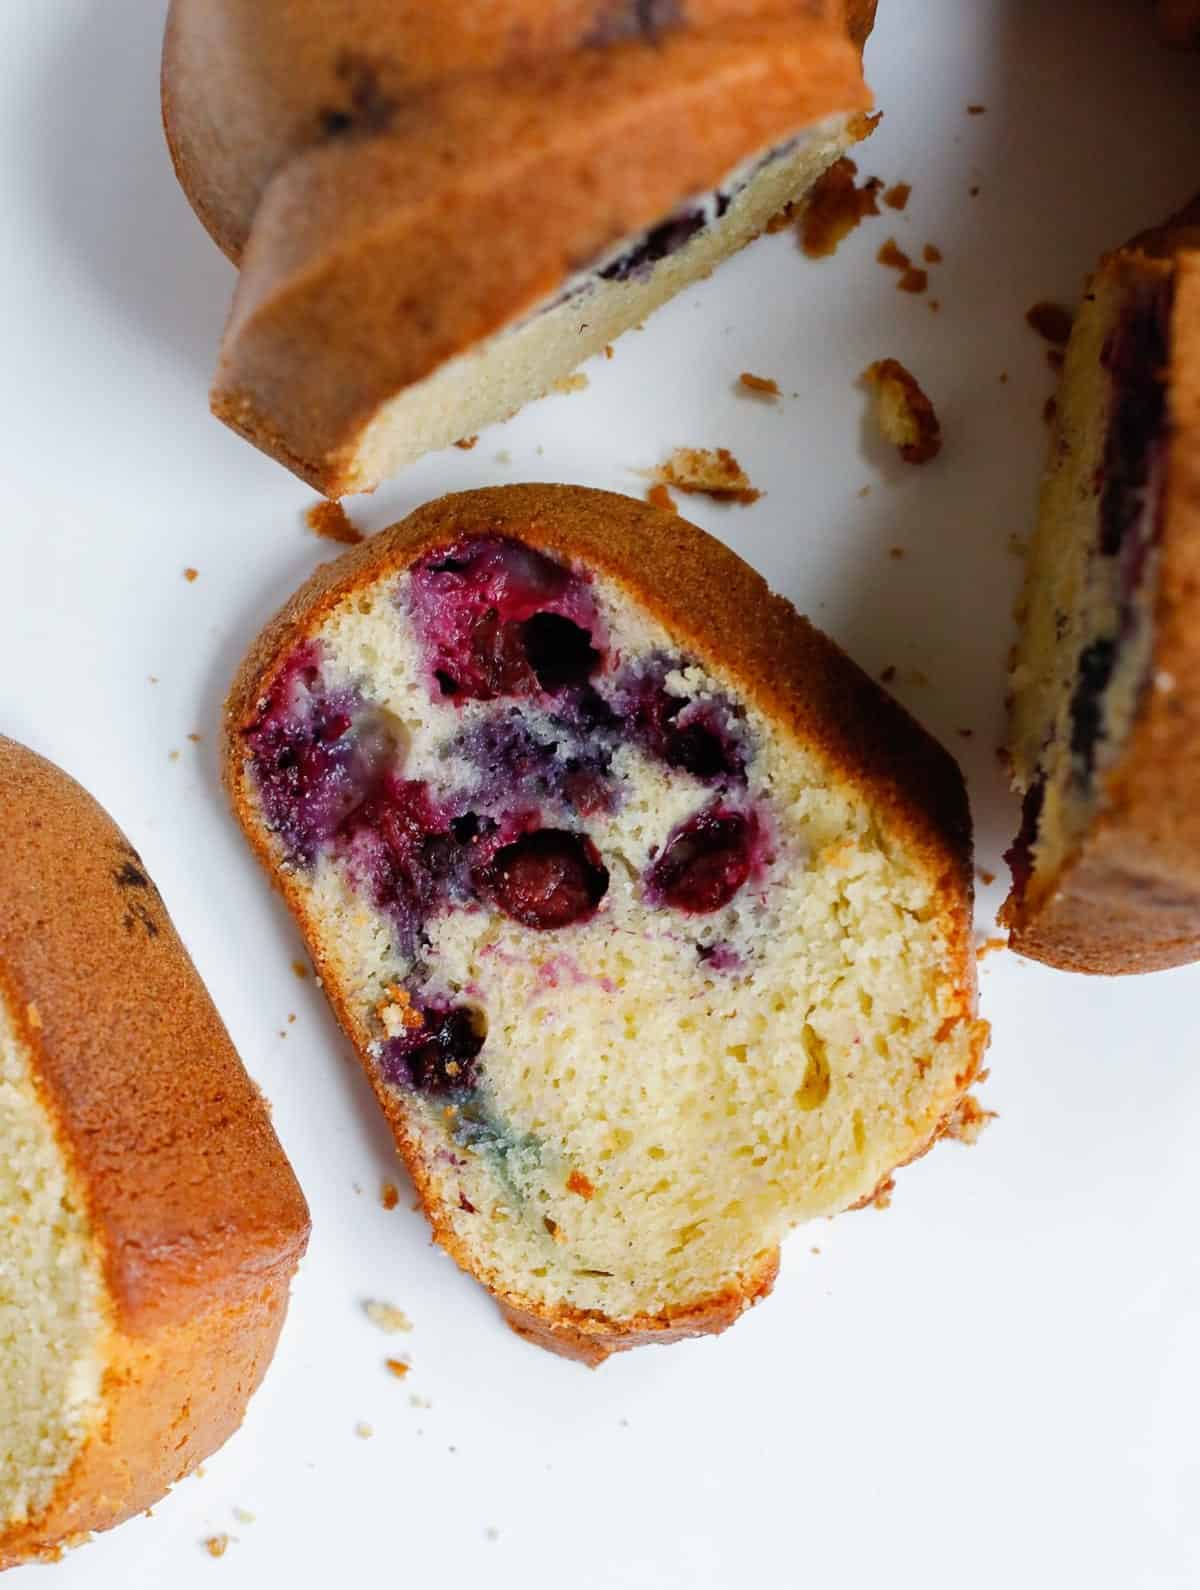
[[1003, 199, 1200, 973], [0, 737, 309, 1568], [225, 484, 987, 1363]]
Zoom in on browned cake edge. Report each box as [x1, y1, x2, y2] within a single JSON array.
[[1004, 219, 1200, 974], [0, 737, 310, 1565], [223, 485, 987, 1363]]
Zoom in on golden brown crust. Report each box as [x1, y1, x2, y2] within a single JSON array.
[[1004, 224, 1200, 973], [0, 737, 310, 1564], [223, 484, 983, 1362], [163, 2, 872, 494]]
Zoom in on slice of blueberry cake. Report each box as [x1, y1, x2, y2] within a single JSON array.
[[226, 485, 987, 1362], [164, 0, 876, 495], [1004, 201, 1200, 972]]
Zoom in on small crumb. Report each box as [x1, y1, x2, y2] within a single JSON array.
[[969, 185, 981, 198], [976, 937, 1008, 962], [897, 267, 928, 294], [977, 868, 996, 886], [879, 664, 897, 684], [385, 1358, 411, 1379], [1025, 301, 1073, 345], [967, 103, 987, 114], [381, 1180, 400, 1210], [291, 960, 308, 979], [928, 299, 941, 313], [882, 181, 911, 211], [232, 1509, 255, 1526], [183, 567, 199, 583], [604, 343, 614, 359], [287, 1012, 296, 1023], [999, 372, 1009, 384], [305, 500, 364, 545], [187, 732, 203, 744], [810, 1245, 821, 1255], [566, 1170, 596, 1200], [453, 435, 478, 450], [365, 1300, 413, 1335], [877, 237, 911, 271], [861, 359, 942, 464], [355, 1422, 374, 1439], [168, 749, 180, 763], [923, 243, 943, 264], [646, 482, 678, 513], [203, 1536, 229, 1559], [889, 546, 905, 559], [656, 446, 761, 505], [944, 1093, 996, 1143], [737, 371, 781, 400], [552, 372, 589, 395], [799, 157, 882, 257], [26, 1002, 41, 1030], [957, 728, 974, 739]]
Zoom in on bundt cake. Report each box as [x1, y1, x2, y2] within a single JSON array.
[[0, 737, 310, 1568], [162, 1, 878, 496], [1004, 198, 1200, 973], [224, 484, 987, 1364]]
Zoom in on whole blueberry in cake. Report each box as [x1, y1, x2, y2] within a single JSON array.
[[226, 484, 986, 1362], [1003, 197, 1200, 973]]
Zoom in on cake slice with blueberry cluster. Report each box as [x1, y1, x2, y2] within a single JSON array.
[[1004, 198, 1200, 972], [226, 485, 987, 1362]]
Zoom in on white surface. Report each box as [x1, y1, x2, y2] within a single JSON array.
[[2, 3, 1199, 1586]]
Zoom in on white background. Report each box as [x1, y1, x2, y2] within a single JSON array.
[[3, 2, 1200, 1586]]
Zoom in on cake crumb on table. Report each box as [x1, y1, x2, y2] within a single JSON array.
[[978, 868, 996, 886], [1025, 301, 1074, 345], [355, 1422, 374, 1439], [203, 1535, 230, 1559], [646, 482, 678, 513], [967, 103, 987, 114], [877, 237, 911, 271], [453, 435, 478, 450], [291, 959, 308, 979], [923, 243, 943, 264], [882, 181, 911, 211], [861, 359, 942, 464], [656, 446, 761, 505], [365, 1300, 413, 1334], [976, 937, 1008, 962], [183, 567, 199, 582], [897, 267, 928, 294], [798, 157, 882, 258], [385, 1358, 411, 1379], [305, 500, 364, 545], [737, 371, 781, 400], [380, 1179, 400, 1210]]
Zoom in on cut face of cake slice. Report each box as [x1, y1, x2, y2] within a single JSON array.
[[1003, 200, 1200, 972], [163, 2, 877, 495], [226, 485, 987, 1363]]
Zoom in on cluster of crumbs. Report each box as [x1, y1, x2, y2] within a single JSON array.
[[305, 500, 364, 546], [796, 156, 882, 257], [656, 447, 761, 504], [862, 360, 943, 464]]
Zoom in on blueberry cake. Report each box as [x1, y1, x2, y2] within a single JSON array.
[[225, 485, 986, 1363], [1004, 200, 1200, 972], [0, 737, 309, 1568], [163, 1, 877, 496]]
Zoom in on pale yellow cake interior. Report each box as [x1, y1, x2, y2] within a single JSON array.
[[1008, 262, 1168, 903], [348, 115, 858, 492], [257, 563, 978, 1322], [0, 998, 105, 1530]]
